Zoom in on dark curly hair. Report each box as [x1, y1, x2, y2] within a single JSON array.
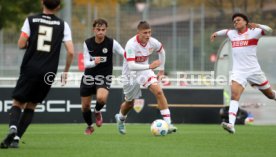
[[232, 13, 249, 24]]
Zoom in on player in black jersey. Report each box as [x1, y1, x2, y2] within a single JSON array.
[[80, 18, 124, 135], [0, 0, 74, 148]]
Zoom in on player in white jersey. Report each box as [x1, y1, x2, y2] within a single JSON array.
[[115, 21, 177, 135], [210, 13, 275, 134]]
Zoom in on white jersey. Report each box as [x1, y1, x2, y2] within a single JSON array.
[[122, 35, 163, 76], [226, 27, 264, 73]]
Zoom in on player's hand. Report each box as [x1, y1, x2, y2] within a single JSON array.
[[248, 23, 259, 30], [210, 33, 217, 42], [61, 72, 68, 86], [94, 57, 101, 65], [149, 60, 161, 69]]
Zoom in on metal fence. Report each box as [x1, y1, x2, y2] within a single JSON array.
[[0, 1, 276, 78]]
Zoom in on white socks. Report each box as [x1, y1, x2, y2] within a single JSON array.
[[228, 100, 239, 125], [10, 125, 17, 130], [118, 111, 127, 121], [160, 109, 171, 125]]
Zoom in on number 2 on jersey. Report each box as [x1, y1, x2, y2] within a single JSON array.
[[37, 25, 53, 52]]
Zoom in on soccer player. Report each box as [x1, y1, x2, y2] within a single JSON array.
[[80, 18, 124, 135], [114, 21, 177, 135], [210, 13, 275, 134], [0, 0, 74, 148]]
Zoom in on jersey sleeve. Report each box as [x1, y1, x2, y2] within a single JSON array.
[[63, 22, 72, 42], [216, 29, 229, 37], [83, 42, 96, 68], [257, 24, 272, 37], [113, 39, 124, 56], [125, 42, 135, 61], [21, 18, 30, 36], [254, 28, 263, 39], [152, 37, 163, 53]]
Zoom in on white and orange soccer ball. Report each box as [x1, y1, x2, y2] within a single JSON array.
[[150, 119, 169, 136]]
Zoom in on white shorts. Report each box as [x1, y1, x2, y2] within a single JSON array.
[[123, 69, 158, 101], [230, 72, 270, 90]]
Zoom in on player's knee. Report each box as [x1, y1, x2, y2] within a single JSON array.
[[125, 100, 134, 108], [154, 89, 164, 97], [231, 92, 240, 100], [25, 103, 37, 110], [266, 92, 275, 99], [82, 104, 91, 111], [96, 97, 106, 105]]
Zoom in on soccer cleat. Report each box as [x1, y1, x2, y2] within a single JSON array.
[[84, 126, 94, 135], [221, 122, 235, 134], [95, 111, 103, 127], [115, 114, 126, 135], [0, 127, 17, 149], [168, 124, 177, 134], [9, 139, 19, 148]]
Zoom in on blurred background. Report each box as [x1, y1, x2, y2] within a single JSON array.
[[1, 0, 276, 76], [1, 0, 276, 124]]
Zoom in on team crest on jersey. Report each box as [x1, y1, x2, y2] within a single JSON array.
[[244, 34, 249, 40], [102, 48, 108, 53], [133, 99, 145, 113], [149, 48, 154, 54]]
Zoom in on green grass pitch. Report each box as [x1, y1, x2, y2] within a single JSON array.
[[0, 124, 276, 157]]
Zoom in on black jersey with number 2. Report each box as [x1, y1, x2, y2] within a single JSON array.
[[20, 13, 64, 78]]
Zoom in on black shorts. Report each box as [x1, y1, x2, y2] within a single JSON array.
[[80, 75, 111, 97], [12, 75, 52, 103]]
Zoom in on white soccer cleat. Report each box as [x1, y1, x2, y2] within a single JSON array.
[[221, 122, 235, 134], [168, 124, 177, 134], [115, 114, 126, 135]]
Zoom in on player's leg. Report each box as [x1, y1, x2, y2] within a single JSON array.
[[115, 81, 140, 134], [1, 75, 30, 149], [0, 100, 25, 148], [248, 73, 276, 100], [10, 102, 36, 148], [259, 87, 276, 100], [148, 83, 177, 133], [94, 88, 109, 127], [115, 100, 134, 135], [80, 80, 96, 135], [222, 81, 244, 134], [81, 96, 94, 135]]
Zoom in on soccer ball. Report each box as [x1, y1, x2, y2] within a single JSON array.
[[150, 119, 169, 136], [244, 113, 254, 125]]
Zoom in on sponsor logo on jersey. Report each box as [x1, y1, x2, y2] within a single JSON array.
[[135, 56, 148, 62], [91, 56, 107, 63], [232, 39, 258, 47]]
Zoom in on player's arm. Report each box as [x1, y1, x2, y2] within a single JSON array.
[[83, 43, 100, 68], [157, 48, 165, 78], [128, 60, 160, 70], [61, 22, 74, 85], [113, 39, 124, 56], [210, 29, 229, 42], [64, 41, 74, 73], [63, 22, 74, 73], [248, 23, 273, 35], [125, 45, 159, 70], [18, 18, 30, 49]]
